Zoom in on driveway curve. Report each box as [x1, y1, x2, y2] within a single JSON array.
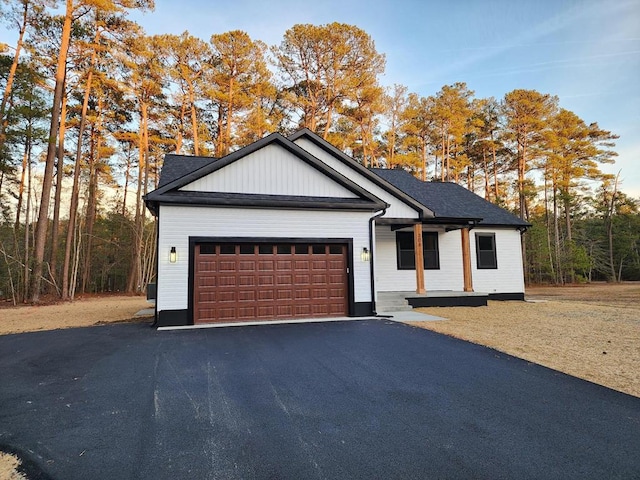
[[1, 320, 639, 479]]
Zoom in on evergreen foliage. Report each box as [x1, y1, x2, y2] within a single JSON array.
[[0, 6, 637, 302]]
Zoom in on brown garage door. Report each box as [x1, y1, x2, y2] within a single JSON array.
[[193, 242, 348, 324]]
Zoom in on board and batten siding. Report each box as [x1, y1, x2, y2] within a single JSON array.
[[470, 228, 525, 293], [374, 225, 525, 295], [180, 143, 357, 198], [293, 138, 420, 219], [374, 225, 464, 293], [157, 205, 373, 313]]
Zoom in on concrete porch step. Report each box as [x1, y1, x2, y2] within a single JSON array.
[[377, 304, 413, 313], [376, 292, 413, 313]]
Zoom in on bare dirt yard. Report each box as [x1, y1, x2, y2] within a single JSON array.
[[409, 282, 640, 398], [0, 294, 152, 336]]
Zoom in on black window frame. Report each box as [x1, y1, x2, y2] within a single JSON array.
[[475, 233, 497, 269], [396, 231, 440, 270]]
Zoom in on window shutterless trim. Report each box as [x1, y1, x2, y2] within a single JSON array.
[[475, 232, 497, 269], [395, 231, 440, 270]]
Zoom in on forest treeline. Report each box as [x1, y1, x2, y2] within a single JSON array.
[[0, 0, 638, 304]]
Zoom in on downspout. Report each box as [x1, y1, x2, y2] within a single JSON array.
[[369, 207, 387, 315], [151, 202, 159, 327]]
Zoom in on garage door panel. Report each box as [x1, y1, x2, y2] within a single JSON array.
[[295, 274, 310, 285], [218, 261, 237, 272], [277, 289, 293, 300], [237, 306, 256, 318], [296, 288, 311, 300], [239, 261, 256, 271], [238, 291, 255, 302], [295, 304, 311, 316], [312, 288, 328, 299], [329, 260, 344, 269], [259, 260, 274, 271], [197, 291, 216, 303], [329, 304, 345, 314], [217, 291, 236, 303], [257, 305, 275, 317], [312, 304, 329, 315], [198, 276, 217, 287], [217, 307, 239, 321], [312, 260, 328, 270], [258, 289, 275, 300], [194, 242, 348, 324], [277, 305, 293, 316], [276, 274, 293, 285], [276, 260, 292, 270], [197, 260, 218, 272], [312, 274, 328, 284], [218, 276, 237, 287], [329, 287, 345, 298]]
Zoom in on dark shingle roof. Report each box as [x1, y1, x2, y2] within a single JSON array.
[[370, 168, 529, 227], [158, 154, 215, 187]]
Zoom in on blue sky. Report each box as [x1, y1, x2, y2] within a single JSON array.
[[3, 0, 639, 196]]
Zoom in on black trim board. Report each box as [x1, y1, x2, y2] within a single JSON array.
[[407, 295, 488, 308], [353, 302, 374, 316], [188, 236, 357, 325], [157, 309, 189, 327], [153, 193, 384, 211], [405, 292, 525, 307], [489, 292, 525, 301]]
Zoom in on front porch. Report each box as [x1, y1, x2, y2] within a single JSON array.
[[376, 291, 489, 313]]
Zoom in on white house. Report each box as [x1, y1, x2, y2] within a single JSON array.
[[144, 129, 529, 327]]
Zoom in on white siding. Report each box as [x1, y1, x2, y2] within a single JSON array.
[[157, 205, 373, 312], [374, 225, 525, 295], [374, 225, 464, 293], [180, 143, 357, 198], [294, 138, 421, 219], [470, 228, 525, 293]]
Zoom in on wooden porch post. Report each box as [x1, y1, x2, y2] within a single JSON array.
[[414, 223, 426, 294], [461, 227, 474, 292]]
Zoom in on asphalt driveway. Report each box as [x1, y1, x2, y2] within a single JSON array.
[[1, 320, 639, 480]]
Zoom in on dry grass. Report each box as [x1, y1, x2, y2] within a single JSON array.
[[0, 452, 26, 480], [0, 295, 152, 336], [409, 283, 640, 398]]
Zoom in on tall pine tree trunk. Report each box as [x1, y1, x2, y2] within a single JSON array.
[[23, 128, 33, 301], [562, 189, 575, 283], [189, 81, 199, 155], [127, 101, 148, 292], [15, 150, 28, 230], [0, 0, 28, 151], [30, 0, 72, 302], [62, 41, 98, 299], [483, 148, 489, 200], [543, 168, 555, 283], [122, 141, 132, 216], [49, 92, 67, 293], [81, 126, 99, 293]]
